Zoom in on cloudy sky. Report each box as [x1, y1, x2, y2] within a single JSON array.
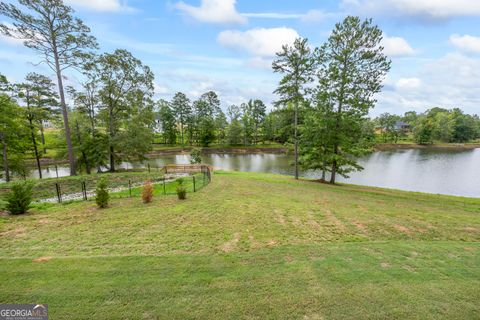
[[1, 0, 479, 116]]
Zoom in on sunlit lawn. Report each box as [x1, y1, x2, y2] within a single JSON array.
[[1, 171, 479, 319]]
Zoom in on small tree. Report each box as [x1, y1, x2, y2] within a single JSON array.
[[176, 178, 186, 200], [6, 181, 34, 215], [95, 178, 109, 208], [141, 180, 153, 203], [190, 147, 202, 164]]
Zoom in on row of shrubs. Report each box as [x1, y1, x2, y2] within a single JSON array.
[[4, 177, 189, 215]]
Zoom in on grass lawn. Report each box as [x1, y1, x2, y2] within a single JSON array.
[[0, 171, 479, 319]]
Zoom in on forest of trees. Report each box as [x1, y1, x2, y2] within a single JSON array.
[[1, 1, 479, 184]]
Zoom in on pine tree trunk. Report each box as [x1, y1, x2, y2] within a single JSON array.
[[294, 100, 299, 180], [40, 121, 46, 154], [1, 136, 9, 182], [109, 106, 115, 172], [28, 117, 42, 179], [53, 47, 76, 176]]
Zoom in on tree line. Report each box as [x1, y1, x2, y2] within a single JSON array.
[[1, 2, 478, 184]]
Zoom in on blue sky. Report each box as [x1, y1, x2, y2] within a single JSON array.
[[1, 0, 479, 116]]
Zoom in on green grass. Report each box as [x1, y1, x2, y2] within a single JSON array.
[[0, 171, 479, 319]]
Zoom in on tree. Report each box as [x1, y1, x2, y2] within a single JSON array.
[[247, 99, 266, 145], [273, 37, 316, 179], [313, 16, 390, 183], [226, 105, 243, 145], [0, 75, 29, 182], [1, 0, 98, 176], [16, 73, 58, 178], [194, 92, 221, 147], [171, 92, 191, 145], [96, 49, 155, 172], [377, 113, 400, 143], [156, 99, 177, 144]]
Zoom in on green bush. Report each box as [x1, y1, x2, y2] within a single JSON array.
[[5, 181, 34, 215], [190, 147, 202, 164], [176, 178, 187, 200], [95, 178, 110, 208]]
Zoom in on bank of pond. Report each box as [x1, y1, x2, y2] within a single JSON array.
[[4, 148, 480, 198]]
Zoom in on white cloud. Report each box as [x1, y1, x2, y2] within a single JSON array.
[[174, 0, 247, 24], [382, 36, 415, 57], [242, 13, 303, 19], [65, 0, 134, 13], [301, 10, 332, 23], [376, 53, 480, 115], [450, 34, 480, 54], [395, 77, 421, 90], [217, 27, 299, 57], [342, 0, 480, 19]]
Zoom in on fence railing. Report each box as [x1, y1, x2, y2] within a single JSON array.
[[0, 165, 212, 204]]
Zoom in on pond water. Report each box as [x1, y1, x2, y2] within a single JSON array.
[[20, 148, 480, 197]]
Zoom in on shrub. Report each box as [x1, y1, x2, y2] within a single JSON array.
[[95, 178, 110, 208], [190, 147, 202, 164], [176, 178, 187, 200], [141, 180, 154, 203], [5, 181, 34, 215]]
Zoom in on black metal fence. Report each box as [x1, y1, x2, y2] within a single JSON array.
[[1, 165, 212, 204]]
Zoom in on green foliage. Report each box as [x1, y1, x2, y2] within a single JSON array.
[[301, 16, 391, 183], [190, 148, 202, 164], [157, 99, 177, 144], [95, 178, 110, 208], [176, 178, 187, 200], [5, 180, 34, 215]]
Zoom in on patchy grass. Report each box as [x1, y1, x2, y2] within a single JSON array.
[[0, 171, 479, 319]]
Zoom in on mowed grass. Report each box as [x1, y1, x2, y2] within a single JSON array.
[[0, 171, 479, 319]]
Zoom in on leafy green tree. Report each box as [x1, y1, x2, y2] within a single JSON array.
[[0, 75, 29, 182], [226, 105, 243, 145], [16, 73, 58, 178], [157, 99, 177, 144], [1, 0, 98, 176], [171, 92, 191, 145], [313, 16, 391, 183], [194, 92, 221, 147], [96, 49, 155, 172], [413, 116, 434, 144], [273, 38, 316, 179], [95, 178, 109, 208], [377, 113, 400, 143], [247, 99, 266, 145]]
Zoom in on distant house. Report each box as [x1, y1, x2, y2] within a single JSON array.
[[394, 121, 410, 132]]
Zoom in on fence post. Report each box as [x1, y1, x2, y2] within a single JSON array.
[[55, 183, 61, 203], [193, 176, 196, 192], [203, 171, 206, 186], [163, 178, 166, 195], [129, 180, 132, 197], [82, 181, 87, 201], [148, 163, 151, 173], [55, 165, 59, 178]]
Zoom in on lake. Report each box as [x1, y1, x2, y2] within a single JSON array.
[[22, 148, 480, 197]]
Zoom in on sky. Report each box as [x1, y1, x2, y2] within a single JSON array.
[[1, 0, 479, 116]]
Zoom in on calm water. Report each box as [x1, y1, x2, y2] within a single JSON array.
[[24, 148, 480, 197]]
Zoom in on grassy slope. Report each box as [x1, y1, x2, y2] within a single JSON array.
[[0, 171, 479, 319]]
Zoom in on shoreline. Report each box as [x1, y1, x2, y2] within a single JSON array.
[[374, 143, 480, 151], [35, 143, 479, 166]]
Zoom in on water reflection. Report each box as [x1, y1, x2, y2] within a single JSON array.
[[12, 148, 480, 197]]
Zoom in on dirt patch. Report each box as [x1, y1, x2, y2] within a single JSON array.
[[219, 232, 240, 252], [306, 211, 320, 228], [275, 210, 286, 225], [464, 227, 478, 233], [324, 209, 346, 231], [33, 256, 52, 263], [1, 227, 27, 238], [380, 262, 391, 269], [352, 221, 366, 231], [394, 224, 411, 234]]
